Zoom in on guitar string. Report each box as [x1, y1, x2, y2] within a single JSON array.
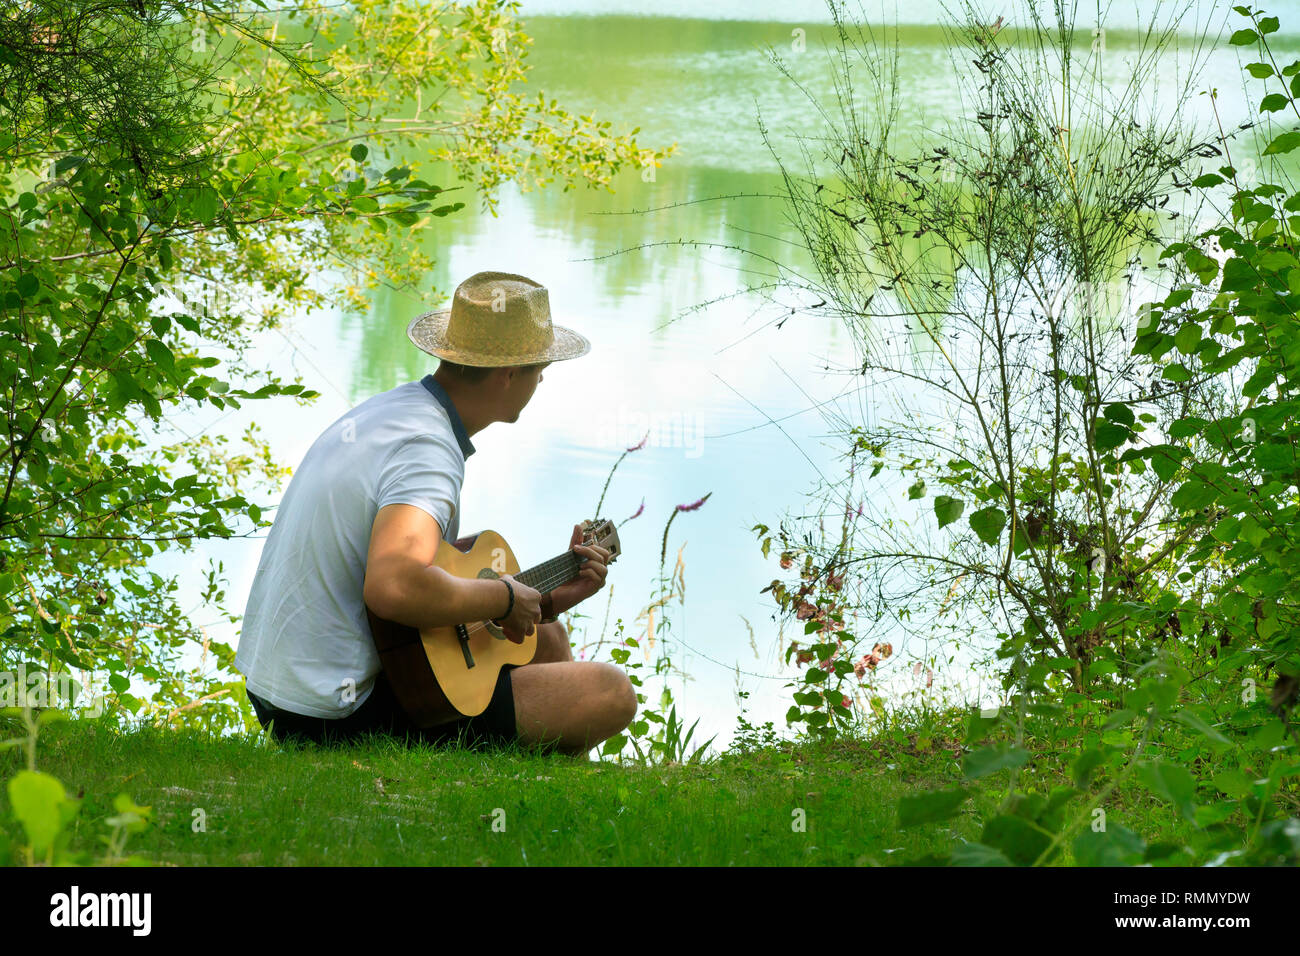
[[451, 552, 586, 639], [437, 526, 616, 639]]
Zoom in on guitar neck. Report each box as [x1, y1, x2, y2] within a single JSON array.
[[513, 550, 584, 595]]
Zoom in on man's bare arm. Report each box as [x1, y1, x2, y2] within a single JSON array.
[[362, 503, 540, 637]]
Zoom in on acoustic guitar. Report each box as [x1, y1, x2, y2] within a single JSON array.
[[365, 518, 622, 728]]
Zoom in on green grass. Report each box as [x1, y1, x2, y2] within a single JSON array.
[[0, 706, 1222, 865]]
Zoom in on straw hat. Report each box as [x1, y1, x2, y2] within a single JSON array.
[[407, 271, 591, 367]]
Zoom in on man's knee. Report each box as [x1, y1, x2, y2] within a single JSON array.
[[596, 662, 637, 726]]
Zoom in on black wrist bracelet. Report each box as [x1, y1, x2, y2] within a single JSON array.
[[492, 577, 514, 624]]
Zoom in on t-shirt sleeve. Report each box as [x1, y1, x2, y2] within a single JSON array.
[[375, 433, 461, 538]]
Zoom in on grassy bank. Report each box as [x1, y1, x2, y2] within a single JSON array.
[[0, 704, 1218, 866]]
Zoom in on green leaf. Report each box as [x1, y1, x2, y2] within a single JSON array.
[[1261, 93, 1290, 113], [350, 143, 369, 162], [1102, 403, 1135, 427], [1264, 130, 1300, 155], [1137, 759, 1198, 823], [933, 495, 964, 529], [54, 154, 85, 176], [897, 787, 971, 827], [1260, 15, 1279, 33], [1102, 708, 1137, 731], [1212, 769, 1255, 798], [907, 478, 926, 500], [968, 506, 1007, 546], [1246, 62, 1275, 78], [962, 743, 1028, 779], [1072, 748, 1106, 788], [1148, 445, 1184, 482], [965, 707, 1002, 742], [1173, 709, 1230, 746], [950, 842, 1012, 865], [1171, 478, 1218, 511], [191, 186, 219, 223], [981, 814, 1053, 866], [1183, 248, 1218, 282], [144, 339, 175, 374], [1229, 28, 1258, 45], [108, 793, 152, 834], [8, 770, 76, 858], [1073, 825, 1145, 866], [1174, 323, 1203, 355], [1093, 420, 1129, 453]]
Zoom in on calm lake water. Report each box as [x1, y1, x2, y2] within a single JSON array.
[[167, 0, 1299, 749]]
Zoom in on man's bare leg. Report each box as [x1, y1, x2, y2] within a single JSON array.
[[510, 655, 637, 757], [530, 620, 574, 664]]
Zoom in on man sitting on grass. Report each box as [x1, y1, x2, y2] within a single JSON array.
[[235, 271, 636, 757]]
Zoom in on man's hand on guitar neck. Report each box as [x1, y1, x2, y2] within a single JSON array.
[[543, 522, 612, 620], [496, 573, 542, 645]]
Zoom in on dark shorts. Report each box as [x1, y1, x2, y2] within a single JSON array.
[[246, 666, 518, 751]]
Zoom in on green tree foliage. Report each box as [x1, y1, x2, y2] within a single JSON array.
[[0, 0, 671, 732], [759, 0, 1300, 863], [1131, 3, 1300, 745]]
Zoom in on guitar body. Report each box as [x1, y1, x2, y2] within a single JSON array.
[[366, 519, 621, 730], [367, 530, 537, 729]]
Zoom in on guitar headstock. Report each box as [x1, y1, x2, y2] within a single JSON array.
[[580, 518, 621, 565]]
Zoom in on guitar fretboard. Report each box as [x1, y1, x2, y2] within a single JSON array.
[[513, 550, 585, 595]]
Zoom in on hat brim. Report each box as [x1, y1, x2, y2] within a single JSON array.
[[406, 309, 591, 367]]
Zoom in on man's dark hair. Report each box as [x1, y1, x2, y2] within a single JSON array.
[[437, 359, 549, 384], [436, 360, 494, 384]]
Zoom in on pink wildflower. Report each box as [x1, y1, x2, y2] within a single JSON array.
[[676, 492, 711, 512], [856, 651, 881, 673]]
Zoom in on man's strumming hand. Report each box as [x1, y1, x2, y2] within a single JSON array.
[[496, 574, 541, 644]]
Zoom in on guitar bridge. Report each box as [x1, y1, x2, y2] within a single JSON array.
[[455, 623, 475, 668]]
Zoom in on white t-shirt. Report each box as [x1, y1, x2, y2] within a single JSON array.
[[235, 374, 476, 718]]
